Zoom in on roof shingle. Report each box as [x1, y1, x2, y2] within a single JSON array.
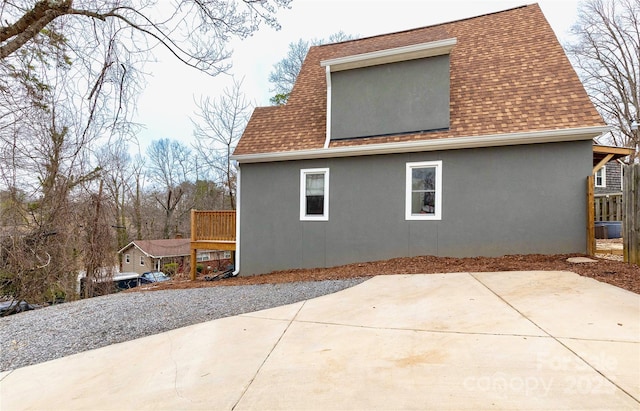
[[127, 239, 190, 258], [234, 4, 604, 156]]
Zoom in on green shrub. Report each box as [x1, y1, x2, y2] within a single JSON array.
[[163, 262, 178, 276]]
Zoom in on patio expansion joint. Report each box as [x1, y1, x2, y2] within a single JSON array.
[[293, 319, 547, 339], [469, 272, 640, 405], [555, 335, 640, 344], [231, 300, 308, 411]]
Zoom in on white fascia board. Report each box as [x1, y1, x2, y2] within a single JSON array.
[[117, 241, 135, 255], [231, 126, 610, 164], [320, 38, 457, 72], [150, 252, 190, 258]]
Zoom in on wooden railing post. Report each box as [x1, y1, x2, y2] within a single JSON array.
[[190, 209, 197, 280], [587, 176, 595, 256], [191, 209, 196, 241], [623, 164, 639, 264], [190, 247, 197, 281]]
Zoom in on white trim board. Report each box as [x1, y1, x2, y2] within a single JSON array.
[[232, 126, 609, 164], [321, 38, 457, 71]]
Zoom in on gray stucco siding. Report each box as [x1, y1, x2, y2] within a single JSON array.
[[238, 140, 592, 276], [330, 55, 450, 139]]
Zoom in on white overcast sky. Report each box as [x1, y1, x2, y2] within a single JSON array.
[[132, 0, 580, 154]]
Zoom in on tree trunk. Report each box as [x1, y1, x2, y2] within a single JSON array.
[[84, 180, 103, 299]]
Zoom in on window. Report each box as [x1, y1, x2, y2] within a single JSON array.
[[223, 251, 232, 259], [595, 166, 606, 187], [300, 168, 329, 221], [125, 254, 130, 264], [140, 256, 145, 266], [196, 252, 210, 262], [406, 161, 442, 220]]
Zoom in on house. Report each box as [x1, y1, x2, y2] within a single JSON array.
[[118, 239, 191, 275], [591, 145, 634, 226], [195, 249, 233, 273], [230, 4, 608, 276], [595, 160, 623, 195], [120, 238, 233, 276], [592, 144, 634, 195]]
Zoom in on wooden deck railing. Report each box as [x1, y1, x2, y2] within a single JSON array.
[[191, 210, 236, 242], [190, 210, 236, 280]]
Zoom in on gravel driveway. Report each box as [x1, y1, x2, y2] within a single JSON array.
[[0, 278, 366, 372]]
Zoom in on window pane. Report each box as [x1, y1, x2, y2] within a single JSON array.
[[306, 174, 324, 196], [411, 192, 436, 215], [412, 167, 435, 190], [306, 195, 324, 215]]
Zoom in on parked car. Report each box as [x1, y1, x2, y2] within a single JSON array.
[[0, 300, 40, 316], [78, 272, 142, 296], [140, 271, 170, 284]]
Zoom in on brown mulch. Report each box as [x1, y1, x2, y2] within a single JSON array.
[[133, 253, 640, 295]]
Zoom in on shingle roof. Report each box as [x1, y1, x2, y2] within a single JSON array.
[[124, 239, 190, 258], [234, 4, 604, 156]]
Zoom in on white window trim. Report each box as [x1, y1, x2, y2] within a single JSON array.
[[300, 168, 330, 221], [125, 254, 130, 264], [595, 166, 606, 187], [405, 161, 442, 221], [140, 256, 145, 266]]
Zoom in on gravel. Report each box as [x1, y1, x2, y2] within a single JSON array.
[[0, 278, 366, 372]]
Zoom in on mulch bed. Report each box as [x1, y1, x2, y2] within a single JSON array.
[[134, 253, 640, 295]]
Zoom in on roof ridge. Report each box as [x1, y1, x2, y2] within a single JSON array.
[[313, 3, 535, 49]]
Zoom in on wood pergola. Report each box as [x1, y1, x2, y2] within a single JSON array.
[[593, 144, 635, 173]]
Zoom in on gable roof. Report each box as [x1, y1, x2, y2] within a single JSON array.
[[234, 4, 606, 161], [118, 239, 190, 258]]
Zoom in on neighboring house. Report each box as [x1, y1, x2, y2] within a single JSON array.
[[118, 239, 191, 275], [196, 250, 233, 273], [230, 4, 608, 276], [594, 160, 623, 195]]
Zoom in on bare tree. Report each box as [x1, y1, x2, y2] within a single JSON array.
[[268, 31, 355, 105], [80, 179, 117, 298], [130, 154, 146, 240], [566, 0, 639, 160], [95, 140, 135, 251], [0, 1, 291, 70], [0, 0, 292, 306], [146, 138, 195, 238], [192, 78, 250, 209], [0, 12, 127, 306]]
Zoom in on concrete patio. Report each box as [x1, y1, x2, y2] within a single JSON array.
[[1, 271, 638, 410]]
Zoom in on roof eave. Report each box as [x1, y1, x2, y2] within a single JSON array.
[[320, 38, 457, 72], [147, 252, 190, 259], [116, 241, 135, 255], [117, 241, 152, 258], [231, 126, 610, 164]]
